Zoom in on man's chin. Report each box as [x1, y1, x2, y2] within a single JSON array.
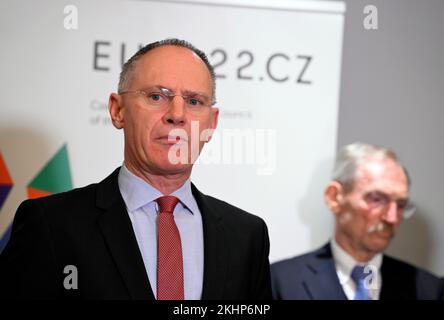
[[155, 161, 193, 176], [164, 144, 201, 166], [366, 236, 392, 253]]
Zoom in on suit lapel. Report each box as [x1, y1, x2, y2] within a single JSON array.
[[302, 244, 348, 300], [380, 255, 416, 300], [96, 168, 154, 300], [192, 184, 228, 300]]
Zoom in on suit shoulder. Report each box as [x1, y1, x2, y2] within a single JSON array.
[[271, 249, 317, 271], [203, 194, 266, 227], [270, 250, 321, 299], [383, 255, 443, 299], [22, 183, 97, 206], [14, 184, 97, 221], [383, 255, 441, 280], [271, 244, 332, 277]]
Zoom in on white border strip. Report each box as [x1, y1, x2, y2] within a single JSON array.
[[140, 0, 346, 14]]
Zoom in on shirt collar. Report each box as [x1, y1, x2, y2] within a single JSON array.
[[330, 238, 383, 285], [170, 179, 199, 216], [117, 164, 198, 215]]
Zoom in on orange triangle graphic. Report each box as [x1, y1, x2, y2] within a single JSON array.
[[27, 187, 52, 200], [0, 154, 13, 185]]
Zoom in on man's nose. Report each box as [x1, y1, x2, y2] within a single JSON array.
[[382, 201, 401, 224], [165, 96, 186, 125]]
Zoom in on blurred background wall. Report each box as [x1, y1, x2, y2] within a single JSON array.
[[336, 0, 444, 275]]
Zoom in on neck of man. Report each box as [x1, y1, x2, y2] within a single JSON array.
[[124, 161, 192, 195], [334, 233, 376, 263]]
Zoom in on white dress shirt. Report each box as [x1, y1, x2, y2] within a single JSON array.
[[330, 238, 383, 300], [118, 164, 204, 300]]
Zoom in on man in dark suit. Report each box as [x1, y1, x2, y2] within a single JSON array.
[[0, 39, 271, 299], [272, 142, 443, 300]]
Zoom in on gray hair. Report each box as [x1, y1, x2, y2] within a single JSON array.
[[331, 142, 410, 193], [118, 38, 216, 102]]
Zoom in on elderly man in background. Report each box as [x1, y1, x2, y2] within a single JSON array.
[[272, 142, 443, 300]]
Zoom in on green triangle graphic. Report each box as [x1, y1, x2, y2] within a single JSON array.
[[29, 144, 73, 194]]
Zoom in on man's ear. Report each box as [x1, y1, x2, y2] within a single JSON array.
[[324, 181, 345, 215], [109, 93, 124, 129]]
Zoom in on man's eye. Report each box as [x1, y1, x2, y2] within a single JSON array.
[[366, 193, 386, 205], [187, 97, 202, 106], [397, 200, 408, 210], [149, 93, 164, 102]]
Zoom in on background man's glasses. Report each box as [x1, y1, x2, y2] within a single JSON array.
[[363, 191, 416, 219]]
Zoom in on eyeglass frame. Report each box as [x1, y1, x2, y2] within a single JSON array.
[[362, 190, 416, 219], [118, 86, 216, 110], [336, 180, 416, 219]]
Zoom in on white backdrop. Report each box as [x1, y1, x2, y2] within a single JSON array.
[[0, 0, 345, 262]]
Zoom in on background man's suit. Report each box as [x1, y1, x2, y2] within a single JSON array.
[[271, 243, 443, 300], [0, 168, 271, 299]]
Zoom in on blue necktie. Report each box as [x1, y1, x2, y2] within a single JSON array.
[[351, 265, 371, 300]]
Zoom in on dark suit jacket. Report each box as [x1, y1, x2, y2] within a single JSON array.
[[271, 243, 443, 300], [0, 168, 272, 299]]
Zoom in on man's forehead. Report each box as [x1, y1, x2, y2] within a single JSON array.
[[137, 45, 205, 68], [131, 45, 211, 88], [354, 158, 408, 192]]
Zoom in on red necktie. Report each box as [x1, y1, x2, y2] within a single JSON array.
[[156, 196, 184, 300]]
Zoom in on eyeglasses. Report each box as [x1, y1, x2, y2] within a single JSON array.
[[363, 191, 416, 219], [119, 86, 215, 112]]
